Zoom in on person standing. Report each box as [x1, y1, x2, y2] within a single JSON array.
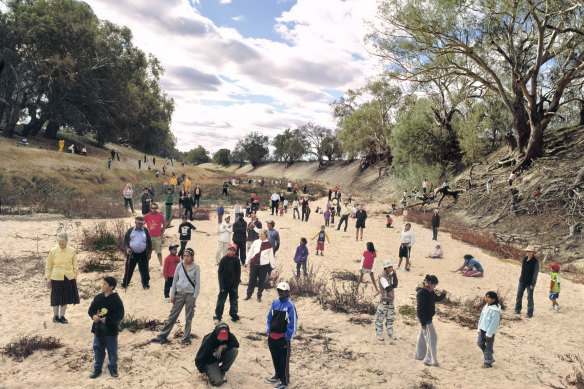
[[152, 248, 200, 344], [123, 184, 135, 213], [415, 275, 447, 367], [232, 214, 248, 265], [397, 223, 415, 271], [246, 213, 262, 252], [431, 209, 440, 241], [122, 216, 153, 289], [271, 191, 280, 215], [194, 185, 202, 208], [266, 221, 281, 255], [214, 243, 241, 323], [336, 201, 351, 232], [265, 282, 298, 389], [375, 260, 398, 341], [163, 183, 175, 228], [195, 323, 239, 387], [216, 215, 233, 265], [178, 215, 196, 258], [245, 230, 275, 302], [514, 245, 539, 318], [355, 204, 367, 241], [88, 276, 125, 379], [46, 233, 80, 324], [144, 203, 166, 271]]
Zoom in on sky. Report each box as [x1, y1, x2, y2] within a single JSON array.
[[83, 0, 383, 152]]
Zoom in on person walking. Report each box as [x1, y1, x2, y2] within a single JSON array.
[[397, 223, 415, 271], [415, 275, 447, 367], [152, 248, 200, 344], [336, 201, 351, 232], [216, 215, 233, 265], [431, 209, 440, 240], [244, 230, 275, 302], [232, 214, 247, 265], [123, 184, 135, 213], [46, 232, 80, 324], [144, 203, 166, 271], [214, 244, 241, 323], [355, 204, 367, 241], [265, 282, 298, 389], [514, 245, 539, 318], [121, 216, 153, 289], [195, 323, 239, 387], [375, 260, 398, 341]]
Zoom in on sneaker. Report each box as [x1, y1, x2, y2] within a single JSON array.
[[376, 334, 384, 341], [265, 376, 279, 384], [59, 317, 69, 324], [52, 316, 60, 323], [109, 370, 119, 378], [89, 370, 102, 379], [165, 297, 170, 303], [274, 383, 288, 389]]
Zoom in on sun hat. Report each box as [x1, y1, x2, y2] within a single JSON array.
[[382, 260, 394, 268], [524, 245, 536, 252], [276, 282, 290, 291]]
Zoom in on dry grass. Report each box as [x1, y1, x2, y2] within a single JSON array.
[[2, 335, 63, 361]]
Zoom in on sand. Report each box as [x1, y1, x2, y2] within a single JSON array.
[[1, 197, 583, 389]]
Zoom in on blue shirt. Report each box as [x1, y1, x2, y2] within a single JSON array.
[[129, 227, 147, 253]]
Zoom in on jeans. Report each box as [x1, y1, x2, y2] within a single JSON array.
[[296, 261, 307, 277], [122, 251, 149, 287], [156, 293, 196, 342], [293, 208, 300, 219], [515, 282, 534, 316], [432, 225, 438, 240], [415, 322, 438, 365], [215, 287, 239, 320], [205, 348, 239, 386], [337, 215, 348, 231], [477, 330, 495, 364], [375, 302, 395, 337], [124, 198, 134, 212], [268, 337, 291, 385], [93, 334, 118, 372], [246, 263, 270, 299]]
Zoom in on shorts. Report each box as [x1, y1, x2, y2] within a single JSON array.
[[549, 292, 560, 300], [152, 236, 162, 254], [316, 242, 325, 251], [399, 245, 410, 258], [356, 220, 366, 229], [360, 268, 373, 274]]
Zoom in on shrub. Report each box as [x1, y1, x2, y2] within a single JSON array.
[[287, 265, 328, 297], [318, 279, 376, 315], [2, 335, 63, 361], [120, 315, 164, 333]]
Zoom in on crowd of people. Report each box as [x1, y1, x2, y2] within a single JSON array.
[[43, 177, 563, 387]]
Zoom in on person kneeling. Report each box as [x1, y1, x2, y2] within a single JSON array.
[[195, 323, 239, 387]]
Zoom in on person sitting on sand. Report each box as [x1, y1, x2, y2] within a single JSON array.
[[452, 254, 484, 277], [426, 243, 443, 259]]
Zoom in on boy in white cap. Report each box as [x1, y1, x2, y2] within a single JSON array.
[[265, 282, 298, 389], [376, 260, 398, 341]]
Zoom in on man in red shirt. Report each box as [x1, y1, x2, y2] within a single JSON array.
[[144, 202, 166, 271]]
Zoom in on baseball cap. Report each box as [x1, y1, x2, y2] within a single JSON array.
[[383, 260, 394, 269], [228, 243, 237, 250], [276, 282, 290, 291], [217, 328, 229, 340]]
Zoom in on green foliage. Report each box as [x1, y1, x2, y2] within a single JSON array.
[[185, 145, 210, 165], [212, 148, 231, 166], [235, 131, 269, 166], [272, 128, 308, 163]]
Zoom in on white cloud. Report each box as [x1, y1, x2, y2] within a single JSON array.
[[84, 0, 382, 152]]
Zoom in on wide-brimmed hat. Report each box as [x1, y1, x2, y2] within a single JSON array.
[[524, 245, 536, 252]]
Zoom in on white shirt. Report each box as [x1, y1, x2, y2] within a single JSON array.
[[401, 229, 416, 247]]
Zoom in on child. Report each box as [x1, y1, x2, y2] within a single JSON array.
[[358, 242, 380, 293], [549, 263, 561, 310], [163, 245, 181, 303], [324, 208, 331, 227], [376, 260, 398, 341], [312, 225, 330, 256], [477, 291, 501, 368], [386, 214, 393, 228], [217, 203, 224, 224], [88, 276, 125, 379], [294, 238, 309, 277], [178, 216, 196, 258]]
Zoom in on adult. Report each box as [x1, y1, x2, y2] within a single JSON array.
[[123, 183, 135, 213], [144, 202, 166, 271], [194, 185, 202, 208], [292, 198, 300, 219], [398, 223, 415, 271], [232, 214, 247, 265], [140, 187, 154, 215], [336, 201, 351, 232], [195, 323, 239, 387], [270, 191, 280, 215], [214, 243, 241, 323], [265, 220, 281, 255], [431, 209, 440, 241], [265, 282, 298, 389], [122, 216, 153, 289], [452, 255, 484, 277], [245, 230, 275, 302], [216, 215, 233, 265], [246, 213, 262, 252], [415, 275, 447, 367], [301, 196, 309, 222], [514, 245, 539, 318], [376, 260, 398, 341], [45, 232, 80, 324], [355, 204, 367, 241], [152, 248, 200, 344]]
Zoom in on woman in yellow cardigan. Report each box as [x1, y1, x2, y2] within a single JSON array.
[[46, 233, 80, 324]]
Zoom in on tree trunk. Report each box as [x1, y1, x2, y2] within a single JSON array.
[[43, 120, 59, 139]]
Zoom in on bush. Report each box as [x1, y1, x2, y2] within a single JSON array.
[[2, 335, 63, 361], [287, 265, 328, 297], [120, 315, 164, 333], [318, 279, 376, 315]]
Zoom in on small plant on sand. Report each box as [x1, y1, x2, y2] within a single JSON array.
[[120, 315, 164, 333], [318, 279, 376, 315], [287, 265, 328, 297], [2, 335, 63, 361]]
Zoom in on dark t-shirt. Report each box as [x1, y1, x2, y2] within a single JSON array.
[[178, 222, 196, 241]]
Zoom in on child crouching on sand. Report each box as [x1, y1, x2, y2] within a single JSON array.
[[477, 291, 501, 368], [294, 238, 309, 277], [549, 263, 561, 310]]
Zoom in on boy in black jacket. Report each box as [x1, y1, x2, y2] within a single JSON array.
[[88, 276, 125, 379], [195, 323, 239, 386], [414, 275, 447, 367]]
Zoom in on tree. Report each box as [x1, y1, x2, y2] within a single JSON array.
[[213, 148, 231, 166], [236, 131, 269, 167], [272, 128, 308, 164], [185, 145, 210, 165], [370, 0, 584, 170]]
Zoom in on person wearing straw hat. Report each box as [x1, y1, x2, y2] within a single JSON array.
[[514, 245, 539, 318], [415, 275, 447, 367], [375, 260, 398, 341]]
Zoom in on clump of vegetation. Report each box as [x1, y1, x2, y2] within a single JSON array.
[[2, 335, 63, 361], [120, 315, 164, 333], [287, 265, 328, 297], [318, 279, 376, 315]]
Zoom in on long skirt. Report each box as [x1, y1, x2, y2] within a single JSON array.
[[51, 277, 80, 306]]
